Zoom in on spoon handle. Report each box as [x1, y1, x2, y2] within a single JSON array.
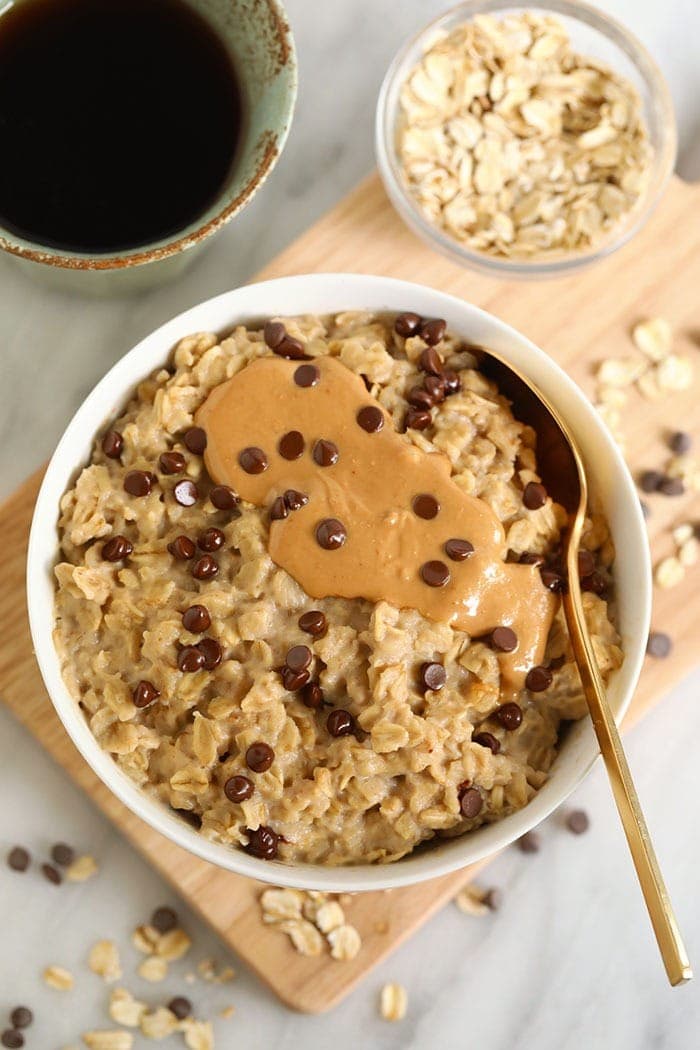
[[563, 557, 692, 987]]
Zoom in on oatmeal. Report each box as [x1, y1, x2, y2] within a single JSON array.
[[53, 311, 622, 865], [396, 12, 652, 260]]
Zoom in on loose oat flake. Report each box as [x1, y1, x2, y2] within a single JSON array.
[[108, 988, 146, 1028], [380, 982, 408, 1022], [65, 854, 99, 882], [136, 955, 169, 983], [88, 940, 122, 982], [398, 12, 652, 261], [327, 924, 362, 961], [82, 1032, 134, 1050], [44, 964, 75, 990], [454, 883, 491, 916]]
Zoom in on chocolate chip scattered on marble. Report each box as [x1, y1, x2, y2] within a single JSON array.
[[669, 430, 692, 454], [647, 631, 672, 658], [50, 843, 75, 867], [7, 847, 30, 872], [566, 809, 590, 835], [517, 830, 541, 853], [41, 863, 62, 885], [151, 905, 178, 933], [168, 997, 193, 1021], [9, 1010, 32, 1032]]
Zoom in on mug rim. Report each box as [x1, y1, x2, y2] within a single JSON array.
[[0, 0, 297, 272]]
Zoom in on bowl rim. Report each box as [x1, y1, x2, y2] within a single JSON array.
[[0, 0, 297, 272], [375, 0, 678, 278], [27, 273, 651, 891]]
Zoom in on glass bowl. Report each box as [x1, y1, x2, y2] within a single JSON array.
[[375, 0, 677, 279]]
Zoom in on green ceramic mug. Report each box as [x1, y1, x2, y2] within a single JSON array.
[[0, 0, 297, 295]]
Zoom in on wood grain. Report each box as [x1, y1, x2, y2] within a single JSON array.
[[1, 174, 698, 1013]]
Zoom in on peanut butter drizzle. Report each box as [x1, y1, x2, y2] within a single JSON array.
[[197, 355, 557, 694]]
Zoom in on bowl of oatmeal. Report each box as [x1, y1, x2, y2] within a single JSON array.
[[376, 1, 676, 277], [27, 274, 650, 890]]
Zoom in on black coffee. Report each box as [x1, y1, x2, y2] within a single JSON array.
[[0, 0, 243, 253]]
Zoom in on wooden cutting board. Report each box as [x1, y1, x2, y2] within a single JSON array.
[[1, 173, 698, 1013]]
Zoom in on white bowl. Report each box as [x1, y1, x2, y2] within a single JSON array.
[[27, 274, 651, 892]]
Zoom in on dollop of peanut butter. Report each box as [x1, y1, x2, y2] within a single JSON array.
[[197, 355, 556, 693]]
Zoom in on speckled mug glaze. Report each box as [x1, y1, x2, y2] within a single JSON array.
[[0, 0, 297, 294]]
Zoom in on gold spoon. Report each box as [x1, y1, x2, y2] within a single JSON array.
[[473, 345, 692, 987]]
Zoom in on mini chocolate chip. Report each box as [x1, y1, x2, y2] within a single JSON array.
[[444, 538, 474, 561], [659, 475, 684, 496], [264, 320, 286, 349], [173, 479, 198, 507], [458, 785, 483, 819], [412, 494, 440, 519], [284, 489, 309, 511], [327, 709, 355, 737], [420, 318, 447, 346], [299, 610, 327, 637], [246, 742, 275, 773], [523, 481, 547, 510], [316, 518, 347, 550], [1, 1031, 23, 1049], [294, 363, 319, 387], [42, 862, 61, 885], [158, 451, 186, 475], [198, 527, 224, 552], [669, 430, 692, 454], [566, 809, 590, 835], [51, 843, 75, 867], [9, 1011, 32, 1031], [239, 446, 268, 474], [489, 627, 517, 652], [102, 535, 133, 562], [270, 496, 288, 521], [420, 662, 446, 692], [483, 887, 503, 911], [419, 346, 444, 375], [473, 731, 500, 754], [540, 568, 567, 593], [183, 427, 207, 454], [124, 469, 154, 497], [168, 535, 196, 560], [279, 430, 305, 460], [7, 847, 29, 872], [424, 374, 446, 403], [275, 335, 306, 360], [357, 406, 384, 433], [647, 631, 672, 658], [301, 682, 325, 709], [244, 825, 280, 860], [224, 775, 254, 803], [443, 369, 461, 395], [178, 646, 206, 673], [577, 550, 595, 577], [182, 605, 211, 633], [192, 554, 219, 580], [101, 430, 123, 459], [286, 645, 312, 673], [151, 905, 178, 933], [280, 666, 311, 691], [168, 997, 192, 1021], [209, 485, 239, 511], [312, 439, 338, 466], [405, 408, 432, 431], [197, 638, 222, 670], [132, 679, 160, 707], [525, 666, 553, 692], [495, 702, 523, 730], [517, 831, 541, 854], [420, 560, 450, 587], [395, 311, 422, 337], [581, 571, 607, 596], [407, 386, 435, 410], [639, 469, 664, 493]]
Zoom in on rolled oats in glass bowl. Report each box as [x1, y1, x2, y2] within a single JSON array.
[[376, 0, 677, 278]]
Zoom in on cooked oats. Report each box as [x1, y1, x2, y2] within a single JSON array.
[[397, 12, 652, 261], [54, 312, 622, 866]]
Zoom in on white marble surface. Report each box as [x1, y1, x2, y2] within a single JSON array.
[[1, 1, 698, 1047]]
